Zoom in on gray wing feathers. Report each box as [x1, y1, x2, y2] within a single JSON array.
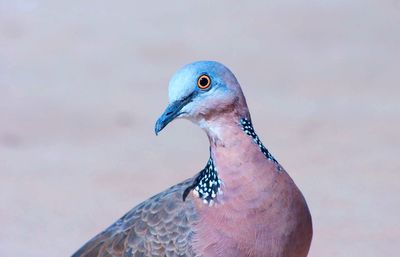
[[72, 179, 198, 257]]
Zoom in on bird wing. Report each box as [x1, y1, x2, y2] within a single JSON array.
[[71, 178, 199, 257]]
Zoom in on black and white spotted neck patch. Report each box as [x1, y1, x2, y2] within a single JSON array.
[[183, 156, 222, 206], [240, 118, 283, 172]]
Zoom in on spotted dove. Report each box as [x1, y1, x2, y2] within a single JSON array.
[[72, 61, 312, 257]]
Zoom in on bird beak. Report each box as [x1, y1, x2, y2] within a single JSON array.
[[155, 92, 197, 135], [155, 101, 183, 135]]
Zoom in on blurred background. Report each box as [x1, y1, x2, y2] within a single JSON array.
[[1, 1, 399, 256]]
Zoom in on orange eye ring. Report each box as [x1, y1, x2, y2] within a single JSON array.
[[197, 75, 211, 90]]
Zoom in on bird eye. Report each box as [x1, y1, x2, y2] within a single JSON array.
[[197, 75, 211, 90]]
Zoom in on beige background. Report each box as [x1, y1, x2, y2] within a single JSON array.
[[1, 1, 399, 256]]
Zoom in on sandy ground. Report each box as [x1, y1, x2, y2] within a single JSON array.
[[1, 1, 399, 256]]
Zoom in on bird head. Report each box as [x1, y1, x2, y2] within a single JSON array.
[[155, 61, 249, 135]]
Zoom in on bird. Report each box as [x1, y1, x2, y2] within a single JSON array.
[[72, 61, 312, 257]]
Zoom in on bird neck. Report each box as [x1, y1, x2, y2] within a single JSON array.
[[200, 110, 249, 147], [208, 117, 283, 202], [184, 114, 284, 205], [207, 116, 282, 172]]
